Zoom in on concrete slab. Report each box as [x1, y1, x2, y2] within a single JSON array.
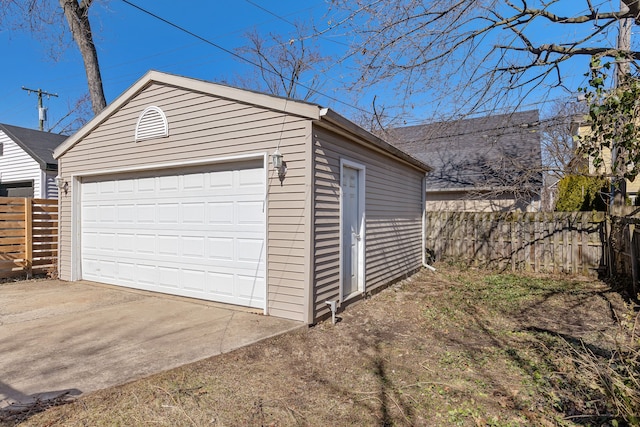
[[0, 279, 302, 410]]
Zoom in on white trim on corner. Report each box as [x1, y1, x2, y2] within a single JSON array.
[[422, 175, 427, 266], [261, 152, 269, 316], [39, 169, 47, 199], [71, 175, 81, 281], [339, 158, 366, 302]]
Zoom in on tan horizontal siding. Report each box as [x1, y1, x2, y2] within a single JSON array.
[[269, 305, 304, 322], [311, 125, 425, 321], [266, 274, 305, 285], [59, 82, 312, 322], [269, 239, 305, 249], [268, 231, 305, 241], [63, 126, 308, 162]]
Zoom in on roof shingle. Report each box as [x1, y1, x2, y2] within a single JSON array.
[[388, 110, 543, 192], [0, 123, 67, 171]]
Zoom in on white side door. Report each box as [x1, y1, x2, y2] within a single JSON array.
[[341, 164, 363, 298]]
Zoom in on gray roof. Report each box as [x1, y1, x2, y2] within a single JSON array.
[[0, 123, 67, 171], [387, 110, 543, 192]]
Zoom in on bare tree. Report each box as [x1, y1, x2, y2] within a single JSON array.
[[48, 93, 92, 135], [59, 0, 106, 114], [330, 0, 640, 121], [535, 99, 588, 210], [540, 99, 587, 180], [1, 0, 107, 115], [234, 24, 329, 101]]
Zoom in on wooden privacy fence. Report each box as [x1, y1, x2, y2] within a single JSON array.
[[0, 197, 58, 279], [609, 214, 640, 296], [425, 211, 607, 275]]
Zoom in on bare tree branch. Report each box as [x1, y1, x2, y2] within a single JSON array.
[[1, 0, 107, 115], [331, 0, 640, 120], [233, 23, 330, 101]]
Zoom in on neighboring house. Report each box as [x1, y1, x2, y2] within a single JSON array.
[[0, 123, 66, 198], [53, 70, 431, 324], [576, 121, 640, 205], [388, 111, 543, 212]]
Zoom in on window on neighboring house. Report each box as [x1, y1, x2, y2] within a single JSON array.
[[0, 142, 3, 156]]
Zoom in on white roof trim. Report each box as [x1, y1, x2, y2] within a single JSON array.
[[317, 109, 432, 173], [135, 106, 169, 141], [54, 70, 322, 159]]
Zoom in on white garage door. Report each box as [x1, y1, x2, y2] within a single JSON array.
[[80, 160, 266, 309]]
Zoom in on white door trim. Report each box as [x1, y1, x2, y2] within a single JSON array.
[[71, 175, 82, 281], [72, 152, 265, 178], [339, 158, 366, 302]]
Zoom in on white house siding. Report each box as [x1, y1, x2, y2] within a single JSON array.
[[0, 130, 42, 197], [43, 171, 58, 199], [58, 82, 311, 322], [312, 125, 425, 320]]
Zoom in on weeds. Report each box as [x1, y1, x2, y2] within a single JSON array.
[[569, 309, 640, 426]]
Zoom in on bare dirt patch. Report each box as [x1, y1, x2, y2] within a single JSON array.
[[2, 265, 636, 426]]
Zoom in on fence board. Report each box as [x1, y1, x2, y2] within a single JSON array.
[[425, 211, 606, 275], [32, 206, 57, 213], [0, 197, 57, 279], [0, 259, 25, 269], [0, 213, 25, 221], [32, 258, 56, 267], [609, 216, 640, 295]]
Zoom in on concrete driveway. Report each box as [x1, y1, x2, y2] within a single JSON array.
[[0, 279, 302, 410]]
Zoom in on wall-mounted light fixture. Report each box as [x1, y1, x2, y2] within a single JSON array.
[[272, 149, 283, 169], [272, 149, 287, 184], [55, 175, 68, 195]]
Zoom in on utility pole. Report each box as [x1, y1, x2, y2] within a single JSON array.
[[21, 87, 58, 131]]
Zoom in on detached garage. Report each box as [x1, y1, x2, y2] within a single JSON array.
[[54, 71, 431, 324]]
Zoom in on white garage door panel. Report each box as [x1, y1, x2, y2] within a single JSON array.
[[80, 161, 266, 308]]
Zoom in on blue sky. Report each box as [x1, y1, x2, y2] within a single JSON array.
[[0, 1, 629, 133], [0, 0, 350, 131]]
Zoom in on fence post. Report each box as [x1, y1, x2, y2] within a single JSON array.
[[629, 223, 638, 297], [24, 197, 33, 279]]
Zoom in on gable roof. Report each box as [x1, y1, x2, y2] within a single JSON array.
[[54, 71, 321, 159], [53, 70, 431, 173], [0, 123, 67, 171], [387, 110, 542, 192]]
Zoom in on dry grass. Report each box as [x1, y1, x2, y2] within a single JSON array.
[[2, 265, 636, 426]]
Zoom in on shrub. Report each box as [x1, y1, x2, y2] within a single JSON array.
[[555, 174, 609, 211]]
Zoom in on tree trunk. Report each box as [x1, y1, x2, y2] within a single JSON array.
[[622, 0, 640, 22], [612, 2, 633, 209], [59, 0, 106, 114]]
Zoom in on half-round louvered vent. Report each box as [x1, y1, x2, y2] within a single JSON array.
[[135, 106, 169, 141]]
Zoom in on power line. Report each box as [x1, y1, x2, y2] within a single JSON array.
[[21, 87, 58, 131], [245, 0, 295, 26], [120, 0, 371, 115], [243, 0, 351, 48]]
